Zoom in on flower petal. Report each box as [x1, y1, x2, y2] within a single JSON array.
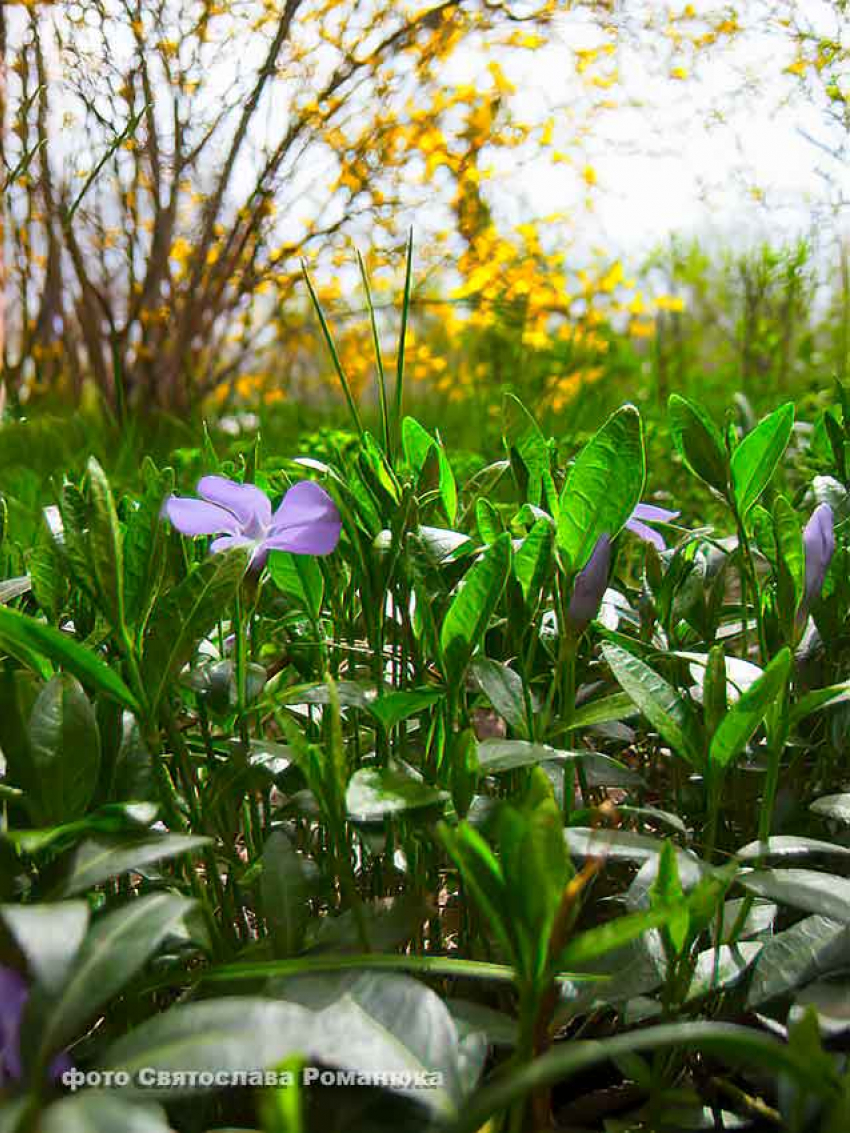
[[197, 476, 271, 531], [625, 516, 667, 551], [267, 481, 341, 556], [164, 497, 240, 537], [631, 502, 680, 523], [209, 534, 254, 555]]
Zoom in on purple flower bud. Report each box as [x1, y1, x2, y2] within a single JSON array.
[[0, 966, 71, 1087], [803, 503, 835, 611], [164, 476, 341, 571], [567, 535, 611, 633]]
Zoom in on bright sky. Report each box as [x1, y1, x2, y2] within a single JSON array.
[[468, 3, 850, 265], [9, 1, 850, 272]]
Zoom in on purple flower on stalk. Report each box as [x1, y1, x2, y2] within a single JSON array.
[[0, 966, 71, 1087], [624, 502, 680, 551], [802, 502, 835, 613], [565, 503, 679, 633], [164, 476, 341, 571], [567, 534, 611, 633]]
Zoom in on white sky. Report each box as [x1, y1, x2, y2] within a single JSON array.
[[8, 1, 850, 273]]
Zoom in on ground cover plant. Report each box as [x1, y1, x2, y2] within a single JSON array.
[[0, 259, 849, 1133]]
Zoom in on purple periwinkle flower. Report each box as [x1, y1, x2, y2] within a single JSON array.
[[625, 502, 680, 551], [802, 502, 835, 612], [164, 476, 341, 571], [567, 534, 611, 633], [0, 966, 71, 1087]]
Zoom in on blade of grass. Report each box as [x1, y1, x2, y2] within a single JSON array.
[[394, 229, 414, 455], [356, 249, 391, 457], [301, 263, 365, 440]]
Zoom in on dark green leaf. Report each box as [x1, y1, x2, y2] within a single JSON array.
[[440, 533, 511, 685], [346, 767, 448, 822], [602, 643, 702, 768], [556, 405, 645, 572], [668, 394, 728, 494], [28, 674, 101, 824], [730, 403, 794, 517], [0, 606, 139, 712]]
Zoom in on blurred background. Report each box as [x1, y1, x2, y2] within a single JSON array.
[[0, 0, 847, 470]]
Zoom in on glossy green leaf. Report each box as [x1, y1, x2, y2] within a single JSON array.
[[87, 458, 126, 635], [601, 643, 702, 768], [739, 868, 850, 922], [668, 394, 728, 494], [440, 533, 511, 685], [30, 894, 195, 1065], [40, 1096, 172, 1133], [0, 901, 89, 994], [556, 405, 645, 572], [472, 658, 528, 735], [709, 648, 790, 771], [368, 687, 444, 731], [142, 547, 247, 713], [268, 550, 324, 622], [0, 606, 139, 712], [730, 402, 794, 517], [773, 495, 804, 617], [748, 915, 850, 1008], [99, 998, 314, 1096], [58, 833, 211, 896], [260, 831, 318, 959], [346, 767, 449, 822], [28, 674, 101, 825]]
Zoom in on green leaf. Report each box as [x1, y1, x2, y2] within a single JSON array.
[[444, 1021, 829, 1133], [29, 894, 195, 1065], [438, 822, 515, 966], [58, 833, 211, 896], [709, 648, 791, 771], [346, 767, 448, 822], [556, 405, 645, 572], [440, 533, 511, 685], [512, 518, 554, 609], [601, 643, 702, 768], [502, 393, 555, 512], [123, 459, 173, 633], [748, 915, 850, 1008], [0, 606, 139, 712], [737, 836, 850, 862], [773, 495, 804, 618], [739, 868, 850, 922], [684, 942, 762, 1002], [472, 658, 528, 735], [0, 901, 89, 994], [40, 1096, 172, 1133], [402, 417, 457, 524], [649, 840, 688, 953], [270, 971, 466, 1114], [555, 905, 679, 971], [568, 692, 636, 729], [730, 402, 794, 517], [28, 674, 101, 825], [142, 548, 247, 713], [812, 793, 850, 823], [268, 550, 324, 622], [98, 998, 314, 1096], [368, 687, 445, 731], [260, 831, 318, 959], [86, 457, 126, 636], [668, 394, 728, 494], [792, 686, 850, 726]]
